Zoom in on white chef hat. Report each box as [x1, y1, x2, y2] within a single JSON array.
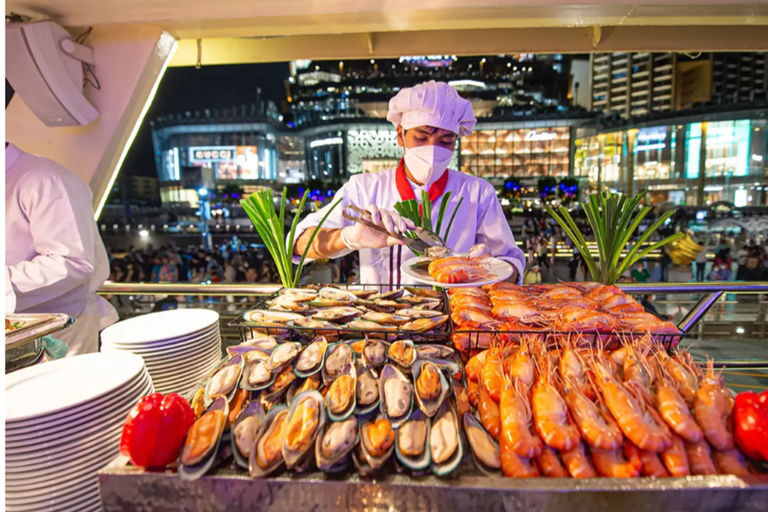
[[386, 80, 476, 137]]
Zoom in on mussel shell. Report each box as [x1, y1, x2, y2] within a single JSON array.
[[463, 412, 502, 475], [242, 359, 276, 391], [266, 342, 302, 374], [228, 344, 273, 358], [231, 401, 266, 469], [425, 358, 464, 383], [358, 415, 396, 473], [399, 296, 441, 305], [325, 363, 357, 421], [293, 337, 328, 378], [354, 365, 381, 415], [281, 391, 326, 470], [246, 310, 305, 326], [307, 299, 354, 308], [280, 288, 319, 302], [387, 339, 417, 369], [411, 359, 450, 418], [399, 308, 444, 319], [312, 307, 363, 324], [404, 287, 444, 299], [362, 339, 389, 368], [178, 397, 229, 481], [400, 315, 449, 334], [318, 287, 358, 302], [354, 299, 394, 314], [429, 401, 463, 476], [371, 289, 405, 301], [395, 409, 431, 470], [379, 364, 413, 429], [315, 417, 359, 471], [345, 320, 398, 333], [249, 405, 289, 478], [285, 373, 322, 405], [322, 342, 357, 385], [416, 345, 455, 360], [263, 365, 298, 403], [204, 356, 244, 406], [347, 288, 377, 300], [360, 312, 411, 326]]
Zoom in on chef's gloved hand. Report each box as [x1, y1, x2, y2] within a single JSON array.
[[341, 205, 416, 250]]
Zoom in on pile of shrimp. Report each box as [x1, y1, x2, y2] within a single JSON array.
[[450, 282, 680, 353], [427, 255, 494, 285], [464, 335, 752, 479]]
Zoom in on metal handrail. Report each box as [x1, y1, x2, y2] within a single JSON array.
[[98, 281, 768, 296], [98, 282, 282, 296]]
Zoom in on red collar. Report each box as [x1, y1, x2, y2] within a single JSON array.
[[394, 158, 450, 207]]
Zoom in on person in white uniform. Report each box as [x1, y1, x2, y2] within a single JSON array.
[[294, 81, 526, 286], [5, 144, 118, 355]]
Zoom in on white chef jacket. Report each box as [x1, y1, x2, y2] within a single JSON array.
[[5, 144, 118, 355], [294, 167, 526, 286]]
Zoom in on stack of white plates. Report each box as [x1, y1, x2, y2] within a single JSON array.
[[6, 352, 153, 512], [100, 309, 222, 395]]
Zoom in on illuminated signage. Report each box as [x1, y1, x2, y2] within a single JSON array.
[[637, 127, 667, 142], [310, 137, 343, 148], [399, 55, 455, 67], [447, 79, 486, 89], [189, 146, 237, 163], [524, 130, 558, 142], [635, 143, 666, 152]]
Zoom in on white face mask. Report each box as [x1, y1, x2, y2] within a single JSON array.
[[403, 143, 454, 186]]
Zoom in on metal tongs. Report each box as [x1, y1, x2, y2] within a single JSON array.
[[342, 204, 446, 254]]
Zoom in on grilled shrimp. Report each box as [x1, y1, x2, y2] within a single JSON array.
[[500, 375, 543, 459], [536, 443, 570, 477], [590, 354, 671, 452], [452, 306, 500, 329], [586, 285, 622, 303], [660, 434, 691, 477], [686, 439, 718, 475], [561, 441, 598, 479], [693, 358, 734, 451], [434, 265, 493, 285], [466, 350, 488, 383], [623, 339, 654, 391], [559, 338, 595, 400], [658, 350, 699, 406], [591, 440, 643, 478], [506, 336, 536, 391], [637, 445, 671, 477], [478, 386, 501, 441], [531, 356, 581, 451], [492, 301, 541, 321], [713, 448, 751, 476], [653, 361, 703, 443], [482, 342, 504, 402], [500, 433, 541, 478], [562, 375, 623, 451], [467, 379, 480, 408]]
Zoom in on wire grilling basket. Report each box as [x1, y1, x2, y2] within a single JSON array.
[[230, 283, 452, 345]]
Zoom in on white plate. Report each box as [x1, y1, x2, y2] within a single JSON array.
[[6, 353, 146, 422], [137, 339, 221, 366], [100, 308, 219, 345], [401, 255, 513, 288], [7, 428, 121, 474], [7, 441, 119, 486], [103, 332, 221, 355], [6, 492, 101, 512], [145, 350, 221, 376], [151, 366, 216, 387], [6, 371, 151, 433], [101, 326, 219, 351], [6, 470, 99, 505], [6, 386, 149, 453]]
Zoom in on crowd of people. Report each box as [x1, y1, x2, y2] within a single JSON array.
[[107, 238, 360, 286]]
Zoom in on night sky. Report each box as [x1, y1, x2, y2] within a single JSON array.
[[122, 62, 291, 177]]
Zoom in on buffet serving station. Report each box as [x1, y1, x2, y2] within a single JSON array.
[[91, 281, 768, 512]]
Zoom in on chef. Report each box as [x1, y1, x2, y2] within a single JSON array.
[[5, 143, 118, 355], [294, 80, 526, 286]]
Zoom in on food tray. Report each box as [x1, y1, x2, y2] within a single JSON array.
[[99, 459, 768, 512], [5, 313, 73, 351], [230, 284, 452, 345]]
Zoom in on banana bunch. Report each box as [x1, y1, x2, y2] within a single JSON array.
[[665, 234, 703, 266]]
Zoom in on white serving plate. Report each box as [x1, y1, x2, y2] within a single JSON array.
[[400, 255, 514, 288], [6, 383, 151, 449], [6, 353, 146, 422], [6, 471, 99, 506], [145, 350, 221, 376], [6, 441, 119, 485], [100, 308, 219, 345], [101, 326, 219, 351], [6, 371, 150, 432]]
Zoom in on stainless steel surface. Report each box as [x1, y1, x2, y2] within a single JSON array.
[[98, 282, 281, 296], [5, 313, 74, 351], [342, 204, 433, 253], [99, 461, 768, 512]]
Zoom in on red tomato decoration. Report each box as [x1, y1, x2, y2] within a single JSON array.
[[732, 390, 768, 462], [119, 393, 195, 468]]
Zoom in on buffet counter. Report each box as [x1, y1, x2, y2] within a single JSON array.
[[99, 459, 768, 512]]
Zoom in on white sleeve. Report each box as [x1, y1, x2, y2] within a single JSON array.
[[7, 170, 98, 311], [291, 178, 359, 263], [475, 183, 526, 285]]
